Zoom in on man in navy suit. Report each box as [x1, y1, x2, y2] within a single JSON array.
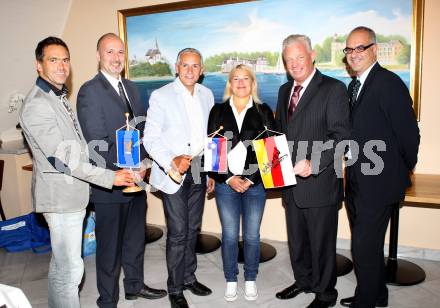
[[340, 26, 420, 308], [77, 33, 166, 308], [274, 34, 350, 308]]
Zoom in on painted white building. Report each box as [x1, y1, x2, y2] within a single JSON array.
[[145, 39, 164, 65]]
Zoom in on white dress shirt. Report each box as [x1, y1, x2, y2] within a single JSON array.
[[226, 96, 255, 185], [288, 68, 316, 107], [100, 70, 131, 104], [229, 96, 253, 132], [355, 61, 377, 98], [176, 78, 205, 157]]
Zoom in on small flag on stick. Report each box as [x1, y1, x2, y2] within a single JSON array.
[[253, 134, 296, 188], [204, 137, 227, 173]]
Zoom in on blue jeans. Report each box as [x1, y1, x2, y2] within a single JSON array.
[[215, 182, 266, 282], [43, 210, 86, 308]]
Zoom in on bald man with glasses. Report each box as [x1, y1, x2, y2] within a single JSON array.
[[341, 26, 420, 308]]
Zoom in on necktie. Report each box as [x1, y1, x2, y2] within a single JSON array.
[[118, 81, 134, 119], [350, 79, 361, 108], [288, 85, 303, 118], [60, 94, 82, 140]]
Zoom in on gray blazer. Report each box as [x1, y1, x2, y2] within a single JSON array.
[[19, 78, 115, 213]]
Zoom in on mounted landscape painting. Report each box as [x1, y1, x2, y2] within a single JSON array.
[[118, 0, 424, 119]]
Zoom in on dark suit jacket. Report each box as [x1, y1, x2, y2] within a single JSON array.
[[77, 72, 147, 203], [346, 63, 420, 205], [207, 99, 276, 184], [276, 69, 351, 208]]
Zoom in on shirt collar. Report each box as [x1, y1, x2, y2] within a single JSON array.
[[174, 77, 200, 97], [36, 77, 68, 97], [100, 70, 122, 89], [358, 61, 377, 84], [229, 96, 253, 111], [294, 68, 316, 90]]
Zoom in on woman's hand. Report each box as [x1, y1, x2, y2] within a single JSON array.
[[228, 176, 249, 193]]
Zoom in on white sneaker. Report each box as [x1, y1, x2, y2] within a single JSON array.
[[224, 282, 238, 302], [244, 281, 258, 301]]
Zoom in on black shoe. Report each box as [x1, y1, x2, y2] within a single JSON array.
[[183, 280, 212, 296], [307, 297, 336, 308], [340, 296, 388, 307], [125, 284, 167, 300], [169, 294, 189, 308], [275, 283, 309, 300]]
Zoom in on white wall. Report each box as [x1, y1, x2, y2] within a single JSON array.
[[0, 0, 72, 135]]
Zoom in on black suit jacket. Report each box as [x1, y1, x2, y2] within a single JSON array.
[[346, 63, 420, 205], [207, 99, 276, 184], [276, 69, 351, 208], [77, 72, 147, 203]]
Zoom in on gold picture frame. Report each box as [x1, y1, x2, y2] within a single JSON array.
[[411, 0, 424, 120]]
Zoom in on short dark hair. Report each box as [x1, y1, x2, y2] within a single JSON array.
[[35, 36, 69, 62]]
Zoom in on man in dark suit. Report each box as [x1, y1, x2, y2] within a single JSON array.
[[77, 33, 166, 308], [274, 34, 350, 308], [340, 26, 420, 308]]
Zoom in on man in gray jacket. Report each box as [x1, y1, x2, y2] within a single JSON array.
[[19, 36, 134, 308]]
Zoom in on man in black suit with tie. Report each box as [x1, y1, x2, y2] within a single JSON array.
[[274, 34, 350, 308], [340, 26, 420, 308], [77, 33, 166, 308]]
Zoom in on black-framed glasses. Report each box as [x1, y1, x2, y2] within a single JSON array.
[[343, 43, 375, 54]]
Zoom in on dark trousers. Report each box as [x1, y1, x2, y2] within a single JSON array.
[[95, 195, 146, 308], [162, 171, 206, 294], [346, 177, 392, 308], [285, 198, 338, 302]]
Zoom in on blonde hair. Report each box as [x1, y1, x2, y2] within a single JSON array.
[[223, 64, 261, 103]]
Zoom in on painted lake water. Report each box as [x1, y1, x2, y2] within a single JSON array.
[[135, 69, 410, 111]]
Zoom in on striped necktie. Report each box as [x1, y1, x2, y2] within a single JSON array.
[[288, 85, 303, 118], [350, 79, 361, 107]]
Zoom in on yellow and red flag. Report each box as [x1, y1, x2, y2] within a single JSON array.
[[253, 134, 296, 188]]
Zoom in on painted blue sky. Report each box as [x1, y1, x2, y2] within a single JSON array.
[[126, 0, 412, 63]]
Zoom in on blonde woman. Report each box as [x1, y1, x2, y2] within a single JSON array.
[[207, 64, 275, 302]]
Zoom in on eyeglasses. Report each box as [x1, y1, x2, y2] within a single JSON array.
[[343, 43, 375, 54]]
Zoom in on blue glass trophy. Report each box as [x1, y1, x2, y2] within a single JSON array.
[[116, 113, 142, 193]]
